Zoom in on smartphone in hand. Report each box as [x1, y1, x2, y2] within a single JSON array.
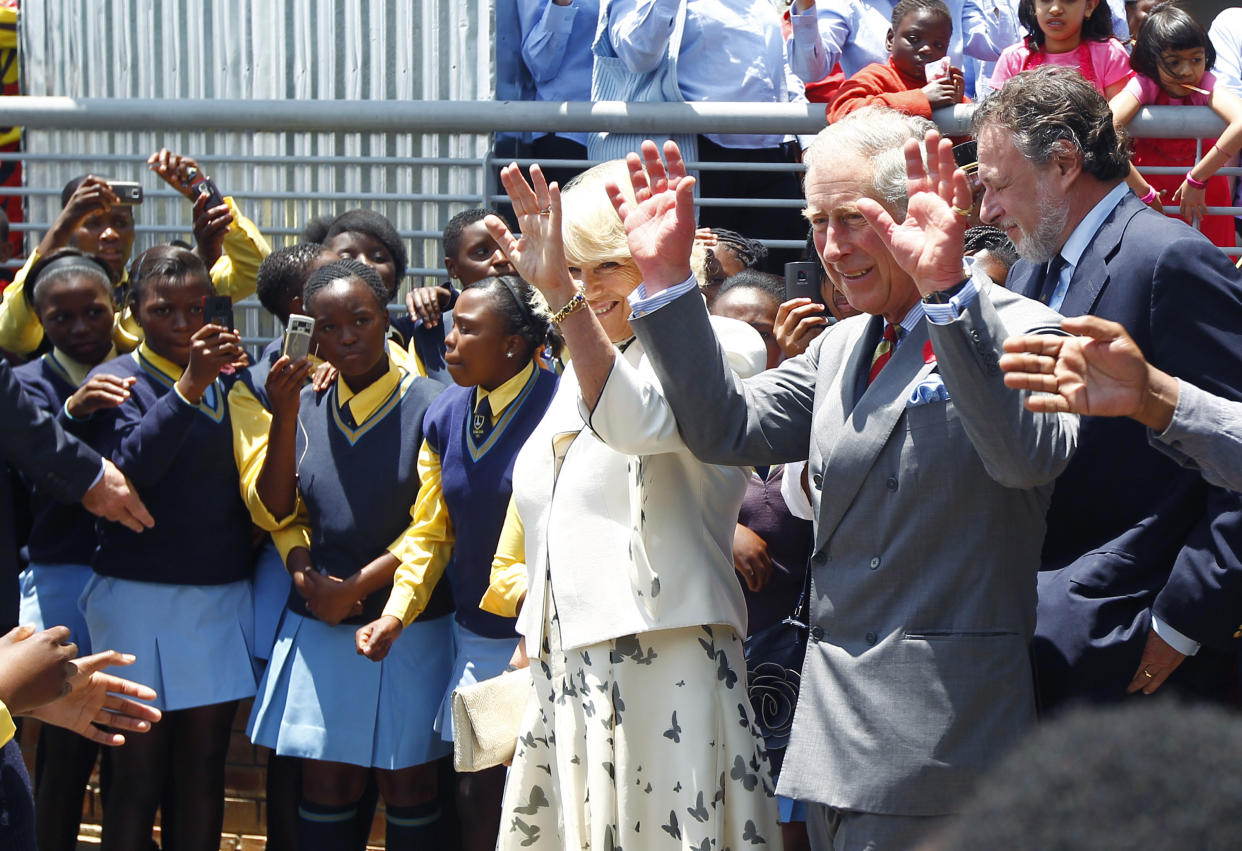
[[202, 295, 234, 330]]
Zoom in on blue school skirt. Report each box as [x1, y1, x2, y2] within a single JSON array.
[[250, 541, 290, 664], [79, 575, 258, 712], [247, 610, 453, 770], [434, 619, 519, 742], [18, 563, 93, 655]]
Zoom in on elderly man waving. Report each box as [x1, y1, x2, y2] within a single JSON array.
[[613, 107, 1076, 850]]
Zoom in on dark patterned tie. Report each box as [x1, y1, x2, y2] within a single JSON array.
[[472, 395, 493, 444], [867, 323, 899, 386], [1037, 254, 1068, 306]]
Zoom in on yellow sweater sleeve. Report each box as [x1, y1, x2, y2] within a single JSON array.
[[381, 440, 455, 627], [227, 381, 301, 530], [480, 495, 529, 618], [208, 198, 271, 301], [0, 700, 14, 747], [273, 519, 312, 563], [0, 251, 44, 354]]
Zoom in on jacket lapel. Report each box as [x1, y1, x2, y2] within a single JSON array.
[[1059, 191, 1141, 316], [813, 318, 936, 546]]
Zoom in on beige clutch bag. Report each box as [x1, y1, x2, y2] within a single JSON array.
[[451, 667, 531, 772]]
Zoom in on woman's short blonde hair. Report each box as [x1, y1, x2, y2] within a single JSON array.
[[560, 157, 707, 281], [560, 160, 634, 268]]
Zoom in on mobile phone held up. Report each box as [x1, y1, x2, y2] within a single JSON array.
[[283, 314, 315, 362], [784, 261, 823, 306], [186, 166, 225, 210], [108, 181, 143, 205], [202, 295, 234, 331]]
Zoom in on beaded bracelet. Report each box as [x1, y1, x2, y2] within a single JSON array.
[[550, 285, 587, 324], [1140, 187, 1158, 205], [1185, 172, 1208, 190]]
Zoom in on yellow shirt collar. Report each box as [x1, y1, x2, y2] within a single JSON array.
[[52, 345, 116, 387], [137, 341, 185, 380], [476, 360, 534, 422], [336, 358, 406, 424]]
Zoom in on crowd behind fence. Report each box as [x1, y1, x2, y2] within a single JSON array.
[[1, 97, 1238, 350]]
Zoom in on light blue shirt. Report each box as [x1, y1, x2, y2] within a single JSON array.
[[1046, 181, 1131, 312], [518, 0, 600, 147], [607, 0, 801, 149], [1209, 8, 1242, 97]]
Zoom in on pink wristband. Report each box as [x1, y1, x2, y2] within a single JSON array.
[[1186, 172, 1208, 190], [1140, 187, 1158, 205]]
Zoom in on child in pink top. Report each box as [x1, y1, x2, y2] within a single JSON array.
[[990, 0, 1132, 98], [1110, 3, 1242, 247]]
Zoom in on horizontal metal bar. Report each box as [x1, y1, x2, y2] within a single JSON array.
[[1, 97, 828, 134], [0, 97, 1226, 138], [931, 103, 1230, 139]]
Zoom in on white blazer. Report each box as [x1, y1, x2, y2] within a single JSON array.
[[513, 317, 766, 653]]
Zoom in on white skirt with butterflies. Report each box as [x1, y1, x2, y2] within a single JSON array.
[[497, 594, 781, 850]]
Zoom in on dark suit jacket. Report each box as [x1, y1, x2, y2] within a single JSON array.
[[0, 359, 101, 630], [1011, 189, 1242, 708]]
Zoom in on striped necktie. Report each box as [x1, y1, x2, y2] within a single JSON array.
[[867, 322, 899, 386]]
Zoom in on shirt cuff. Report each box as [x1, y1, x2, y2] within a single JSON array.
[[627, 274, 699, 318], [87, 458, 106, 492], [1151, 613, 1201, 657], [382, 586, 418, 628], [922, 274, 980, 324]]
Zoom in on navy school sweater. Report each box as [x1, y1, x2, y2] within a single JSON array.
[[291, 370, 452, 624], [81, 349, 253, 585], [13, 354, 100, 566], [424, 365, 558, 638]]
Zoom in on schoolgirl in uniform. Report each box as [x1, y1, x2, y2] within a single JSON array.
[[247, 259, 453, 851], [76, 245, 256, 851], [13, 249, 126, 851], [356, 274, 559, 851]]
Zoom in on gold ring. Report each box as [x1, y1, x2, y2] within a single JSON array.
[[538, 207, 552, 216], [1143, 667, 1154, 679], [951, 206, 971, 219]]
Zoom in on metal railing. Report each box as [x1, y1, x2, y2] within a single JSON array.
[[1, 97, 1238, 348]]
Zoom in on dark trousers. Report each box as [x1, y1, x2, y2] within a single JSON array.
[[695, 135, 806, 273], [532, 134, 589, 193]]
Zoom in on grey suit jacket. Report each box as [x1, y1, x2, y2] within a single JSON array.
[[631, 270, 1077, 816]]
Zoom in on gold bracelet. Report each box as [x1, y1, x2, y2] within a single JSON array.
[[550, 285, 587, 324]]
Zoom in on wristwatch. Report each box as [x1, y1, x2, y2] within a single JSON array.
[[922, 277, 970, 305]]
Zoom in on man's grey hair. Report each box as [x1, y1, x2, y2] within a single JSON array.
[[803, 107, 935, 216], [971, 66, 1130, 181]]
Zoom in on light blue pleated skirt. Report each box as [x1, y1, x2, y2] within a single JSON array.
[[434, 619, 519, 742], [250, 541, 291, 663], [19, 563, 94, 655], [247, 609, 454, 769], [79, 574, 258, 712]]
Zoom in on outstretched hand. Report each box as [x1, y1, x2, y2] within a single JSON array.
[[28, 650, 162, 746], [855, 130, 972, 295], [603, 140, 697, 294], [999, 314, 1179, 431], [484, 163, 577, 306]]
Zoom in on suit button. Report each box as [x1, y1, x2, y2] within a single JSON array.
[[812, 473, 823, 488], [810, 626, 824, 641], [869, 556, 881, 570], [865, 631, 877, 645], [812, 552, 827, 565], [886, 476, 898, 491]]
